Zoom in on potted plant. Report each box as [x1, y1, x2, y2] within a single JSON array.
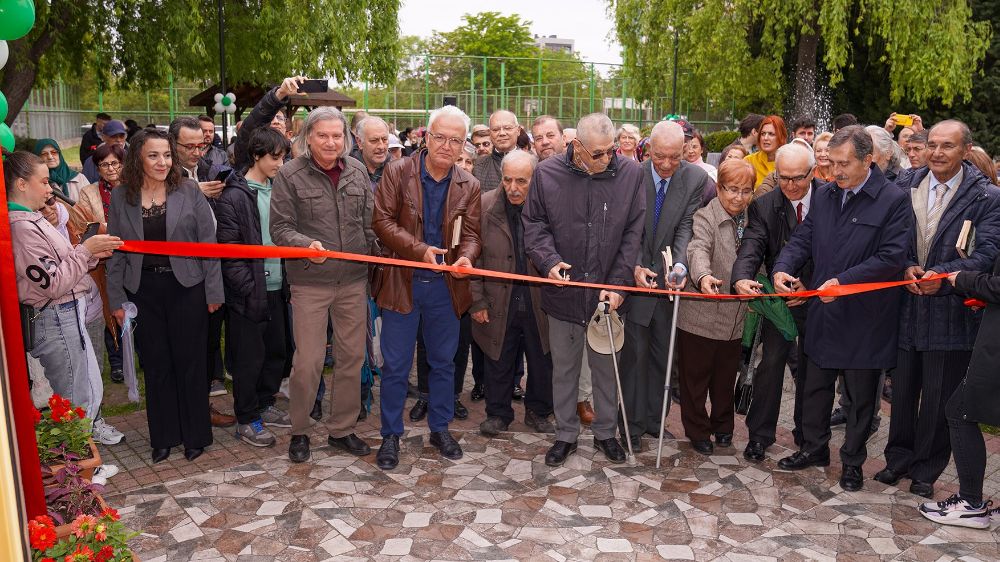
[[28, 506, 138, 561], [43, 462, 109, 537], [35, 394, 101, 480]]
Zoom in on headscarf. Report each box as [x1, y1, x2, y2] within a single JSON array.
[[33, 138, 76, 196]]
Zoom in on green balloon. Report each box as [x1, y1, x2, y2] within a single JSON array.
[[0, 92, 8, 122], [221, 96, 232, 107], [0, 0, 35, 41], [0, 123, 14, 152]]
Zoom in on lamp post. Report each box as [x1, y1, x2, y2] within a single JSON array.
[[670, 27, 679, 115]]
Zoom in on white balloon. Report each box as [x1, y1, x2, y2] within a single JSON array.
[[0, 42, 8, 70], [214, 102, 225, 113], [213, 93, 223, 102], [227, 104, 237, 114], [226, 93, 236, 105]]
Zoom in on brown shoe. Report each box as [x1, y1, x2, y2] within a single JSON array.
[[577, 401, 595, 426], [210, 406, 236, 427]]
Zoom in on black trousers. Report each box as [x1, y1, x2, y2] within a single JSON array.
[[485, 305, 552, 424], [226, 291, 290, 424], [104, 326, 123, 371], [946, 388, 987, 504], [416, 313, 484, 396], [885, 349, 971, 482], [800, 360, 879, 466], [207, 306, 225, 383], [130, 271, 212, 450], [677, 330, 742, 441], [745, 315, 806, 448], [619, 299, 674, 439]]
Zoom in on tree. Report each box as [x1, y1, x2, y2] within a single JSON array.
[[1, 0, 402, 125], [611, 0, 991, 121]]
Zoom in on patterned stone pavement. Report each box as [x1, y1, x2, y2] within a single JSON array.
[[98, 374, 1000, 561]]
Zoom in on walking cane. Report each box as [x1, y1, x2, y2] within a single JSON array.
[[601, 300, 638, 467], [656, 249, 682, 468]]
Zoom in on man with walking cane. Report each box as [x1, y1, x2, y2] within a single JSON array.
[[523, 113, 645, 467], [620, 120, 706, 454]]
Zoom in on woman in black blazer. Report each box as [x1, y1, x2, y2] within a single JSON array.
[[106, 129, 224, 463]]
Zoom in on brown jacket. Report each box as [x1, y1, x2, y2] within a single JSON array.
[[68, 182, 109, 242], [677, 197, 750, 341], [469, 189, 549, 361], [373, 150, 482, 315]]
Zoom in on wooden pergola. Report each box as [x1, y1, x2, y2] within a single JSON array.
[[189, 83, 358, 121]]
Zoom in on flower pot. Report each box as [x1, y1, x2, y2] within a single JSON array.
[[53, 493, 109, 539], [46, 438, 102, 482]]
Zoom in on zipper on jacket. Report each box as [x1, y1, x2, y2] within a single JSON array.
[[602, 202, 608, 243]]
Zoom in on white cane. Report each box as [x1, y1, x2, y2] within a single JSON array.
[[601, 301, 638, 467], [656, 248, 683, 468]]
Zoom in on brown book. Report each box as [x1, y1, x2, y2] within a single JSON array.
[[956, 219, 975, 259]]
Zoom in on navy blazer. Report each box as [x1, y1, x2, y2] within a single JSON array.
[[106, 179, 224, 311], [773, 165, 913, 370]]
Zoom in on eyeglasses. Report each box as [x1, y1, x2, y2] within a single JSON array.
[[97, 161, 122, 170], [720, 185, 754, 198], [489, 124, 518, 133], [777, 167, 813, 183], [176, 142, 208, 152], [575, 138, 615, 160], [427, 131, 465, 150]]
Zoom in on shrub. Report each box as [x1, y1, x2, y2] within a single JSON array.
[[704, 130, 740, 152]]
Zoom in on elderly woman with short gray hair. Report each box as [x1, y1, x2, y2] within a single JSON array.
[[616, 123, 642, 161], [269, 105, 376, 464]]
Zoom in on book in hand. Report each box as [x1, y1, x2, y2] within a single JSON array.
[[956, 219, 976, 259]]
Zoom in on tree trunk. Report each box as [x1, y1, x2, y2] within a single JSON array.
[[2, 35, 41, 126], [792, 5, 820, 121]]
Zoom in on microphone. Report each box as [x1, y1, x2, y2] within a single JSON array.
[[47, 187, 76, 207]]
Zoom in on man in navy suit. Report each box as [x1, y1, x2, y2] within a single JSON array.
[[772, 125, 914, 492]]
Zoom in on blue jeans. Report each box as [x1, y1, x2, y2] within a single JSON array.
[[380, 275, 459, 437], [30, 299, 97, 415]]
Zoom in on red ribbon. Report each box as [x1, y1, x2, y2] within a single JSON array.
[[119, 240, 948, 300]]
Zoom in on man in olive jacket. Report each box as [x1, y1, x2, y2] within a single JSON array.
[[523, 113, 645, 468], [270, 107, 375, 464]]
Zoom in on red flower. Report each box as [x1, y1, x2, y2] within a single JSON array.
[[28, 518, 57, 551], [35, 515, 55, 528], [94, 545, 114, 562], [94, 523, 107, 542], [48, 394, 72, 422], [63, 544, 93, 561], [100, 508, 120, 522], [70, 514, 97, 539], [75, 407, 86, 419], [31, 407, 42, 424], [40, 558, 55, 562]]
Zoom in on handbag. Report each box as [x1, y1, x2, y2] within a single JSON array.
[[19, 300, 51, 353]]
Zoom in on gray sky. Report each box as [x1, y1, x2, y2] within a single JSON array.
[[398, 0, 623, 66]]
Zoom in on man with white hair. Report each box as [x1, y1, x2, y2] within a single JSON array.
[[474, 110, 521, 192], [350, 116, 392, 190], [270, 107, 376, 464], [732, 142, 821, 463], [471, 150, 555, 436], [373, 105, 482, 470], [524, 112, 646, 467], [619, 120, 706, 453]]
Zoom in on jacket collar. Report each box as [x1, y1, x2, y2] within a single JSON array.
[[706, 196, 744, 226], [823, 163, 886, 201]]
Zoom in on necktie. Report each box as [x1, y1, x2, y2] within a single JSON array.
[[652, 178, 667, 239], [925, 183, 950, 246], [796, 202, 804, 224], [843, 190, 855, 209]]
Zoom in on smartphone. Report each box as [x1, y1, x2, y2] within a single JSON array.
[[894, 113, 913, 127], [215, 168, 233, 182], [80, 222, 100, 244], [298, 79, 329, 94]]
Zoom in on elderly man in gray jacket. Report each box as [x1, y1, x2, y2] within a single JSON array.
[[270, 107, 375, 464], [523, 112, 646, 467]]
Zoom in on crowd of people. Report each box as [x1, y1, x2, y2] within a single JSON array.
[[9, 76, 1000, 532]]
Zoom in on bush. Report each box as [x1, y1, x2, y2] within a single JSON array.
[[15, 135, 39, 152], [704, 130, 740, 153]]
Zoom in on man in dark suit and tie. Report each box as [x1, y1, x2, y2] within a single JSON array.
[[772, 125, 913, 492], [731, 142, 820, 463], [618, 120, 707, 452]]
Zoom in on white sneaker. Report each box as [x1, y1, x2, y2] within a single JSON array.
[[91, 464, 120, 486], [92, 418, 125, 445], [988, 504, 1000, 527], [919, 494, 990, 529]]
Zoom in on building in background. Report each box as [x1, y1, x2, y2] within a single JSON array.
[[534, 35, 574, 54]]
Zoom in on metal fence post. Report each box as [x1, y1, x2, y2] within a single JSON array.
[[499, 60, 506, 110], [482, 57, 487, 120], [589, 63, 595, 113], [423, 55, 430, 120]]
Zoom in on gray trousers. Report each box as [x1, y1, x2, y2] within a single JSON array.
[[618, 298, 672, 439], [549, 317, 618, 442]]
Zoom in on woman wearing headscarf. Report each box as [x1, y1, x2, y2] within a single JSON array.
[[34, 139, 89, 201]]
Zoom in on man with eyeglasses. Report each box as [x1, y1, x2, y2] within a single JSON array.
[[372, 105, 482, 471], [772, 125, 913, 492], [473, 110, 521, 192], [198, 115, 230, 169], [524, 112, 645, 468], [732, 142, 821, 463], [471, 125, 492, 157]]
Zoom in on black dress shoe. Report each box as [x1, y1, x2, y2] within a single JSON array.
[[328, 433, 371, 456], [777, 450, 830, 470], [620, 434, 644, 454], [470, 384, 485, 402], [151, 448, 171, 463], [288, 435, 310, 463], [453, 399, 469, 420], [840, 465, 864, 492], [183, 447, 204, 461], [409, 398, 428, 422], [743, 441, 766, 463], [830, 408, 847, 426], [910, 479, 934, 498], [691, 439, 714, 455], [714, 433, 733, 448], [376, 435, 400, 470], [110, 368, 125, 384], [429, 430, 463, 460], [512, 384, 524, 400], [873, 467, 907, 486], [310, 400, 322, 421], [595, 437, 627, 463], [545, 440, 578, 467]]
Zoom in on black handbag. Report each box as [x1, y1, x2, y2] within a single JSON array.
[[19, 300, 49, 353]]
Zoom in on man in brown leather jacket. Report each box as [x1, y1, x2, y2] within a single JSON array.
[[372, 105, 482, 470]]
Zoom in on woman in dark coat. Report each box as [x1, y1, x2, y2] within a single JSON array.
[[919, 258, 1000, 528]]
